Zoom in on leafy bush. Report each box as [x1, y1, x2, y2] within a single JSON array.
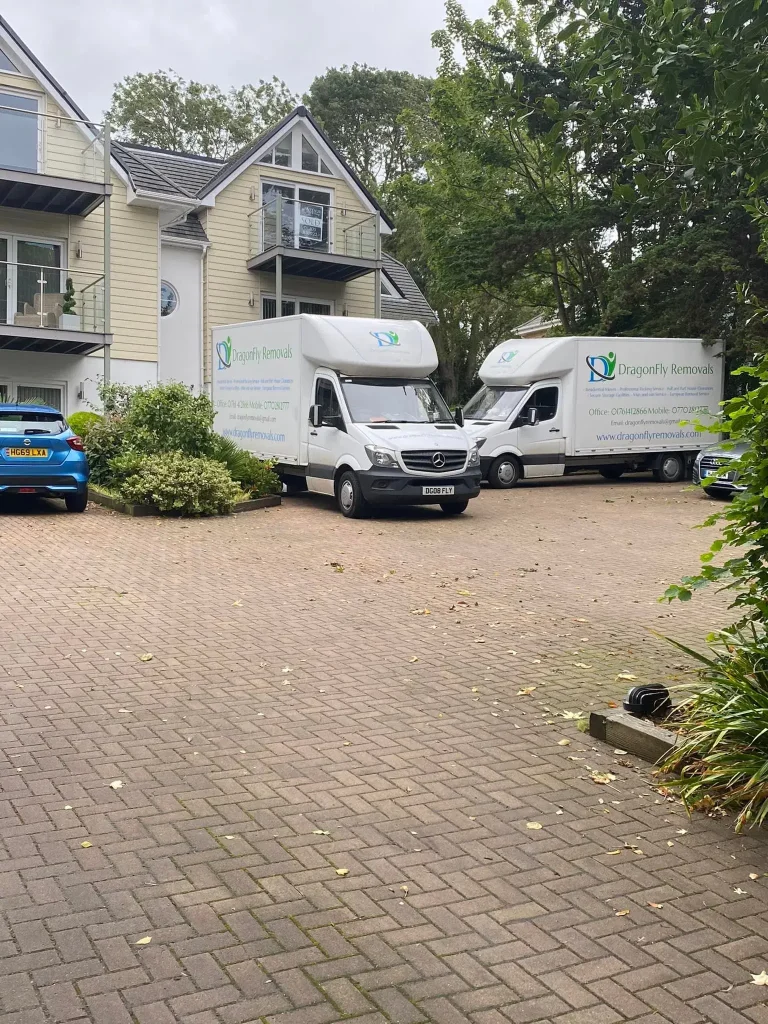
[[67, 411, 102, 440], [663, 629, 768, 832], [85, 418, 131, 486], [124, 382, 215, 457], [209, 434, 281, 496], [116, 452, 242, 515], [664, 355, 768, 626]]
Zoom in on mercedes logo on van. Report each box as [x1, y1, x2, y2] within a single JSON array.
[[432, 452, 446, 469]]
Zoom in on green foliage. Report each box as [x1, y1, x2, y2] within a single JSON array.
[[115, 452, 242, 516], [305, 65, 432, 190], [62, 277, 76, 315], [67, 411, 102, 440], [663, 355, 768, 625], [84, 417, 130, 485], [108, 70, 298, 158], [208, 435, 281, 497], [121, 382, 215, 458], [662, 628, 768, 832]]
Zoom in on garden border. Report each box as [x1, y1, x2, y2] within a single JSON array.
[[88, 487, 281, 518], [590, 708, 681, 764]]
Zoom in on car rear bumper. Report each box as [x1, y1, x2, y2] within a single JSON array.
[[358, 467, 482, 506], [0, 471, 88, 495]]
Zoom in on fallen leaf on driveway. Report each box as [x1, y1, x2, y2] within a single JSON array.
[[517, 687, 536, 696], [135, 936, 152, 946], [574, 663, 593, 669], [80, 841, 92, 848], [456, 590, 473, 596], [400, 885, 409, 895], [409, 657, 419, 663], [648, 902, 664, 909], [675, 829, 688, 835], [138, 653, 153, 662], [232, 600, 243, 607], [616, 673, 636, 681], [109, 780, 124, 790], [471, 687, 479, 693], [312, 829, 330, 835], [615, 909, 630, 917], [734, 887, 748, 895], [605, 849, 622, 856], [750, 873, 760, 881], [752, 971, 768, 986], [411, 608, 431, 615], [335, 868, 349, 877], [330, 562, 344, 572], [590, 772, 616, 785], [526, 822, 543, 830], [562, 711, 584, 720], [558, 739, 571, 746]]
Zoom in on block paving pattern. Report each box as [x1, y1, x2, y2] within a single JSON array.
[[1, 477, 767, 1024]]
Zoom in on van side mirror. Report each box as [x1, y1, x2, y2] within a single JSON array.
[[526, 407, 539, 427], [309, 405, 322, 428], [454, 408, 464, 427], [324, 413, 345, 431]]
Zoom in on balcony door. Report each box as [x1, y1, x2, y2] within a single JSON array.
[[0, 235, 64, 326], [261, 181, 332, 254]]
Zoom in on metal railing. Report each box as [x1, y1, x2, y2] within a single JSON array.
[[0, 260, 105, 333], [0, 102, 110, 186], [248, 196, 379, 262]]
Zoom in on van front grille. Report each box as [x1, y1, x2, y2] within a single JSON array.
[[401, 450, 466, 473]]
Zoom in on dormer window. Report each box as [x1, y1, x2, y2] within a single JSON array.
[[0, 47, 20, 74], [259, 133, 292, 167]]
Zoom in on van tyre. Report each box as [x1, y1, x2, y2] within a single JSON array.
[[488, 455, 520, 489], [336, 470, 368, 518], [653, 453, 686, 483], [599, 466, 624, 481], [440, 500, 469, 515], [65, 489, 88, 513]]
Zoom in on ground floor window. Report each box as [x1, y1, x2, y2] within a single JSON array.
[[262, 296, 332, 319], [1, 381, 64, 410]]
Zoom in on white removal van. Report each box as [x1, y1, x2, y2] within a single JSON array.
[[212, 315, 481, 517], [463, 336, 724, 487]]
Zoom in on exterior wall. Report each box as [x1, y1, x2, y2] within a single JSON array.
[[159, 243, 202, 389], [0, 350, 156, 415], [0, 72, 160, 363], [201, 161, 379, 385]]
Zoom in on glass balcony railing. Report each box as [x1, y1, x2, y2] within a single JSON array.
[[248, 196, 379, 262], [0, 100, 110, 187], [0, 261, 105, 334]]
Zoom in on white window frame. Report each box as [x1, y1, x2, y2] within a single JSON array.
[[0, 87, 43, 173], [0, 233, 67, 326], [8, 379, 67, 413], [0, 45, 22, 76], [380, 273, 405, 299], [261, 293, 335, 319], [261, 178, 335, 254]]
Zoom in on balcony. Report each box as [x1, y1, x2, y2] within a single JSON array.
[[0, 260, 109, 356], [0, 101, 111, 216], [247, 196, 381, 282]]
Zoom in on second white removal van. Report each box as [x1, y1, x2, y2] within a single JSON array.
[[212, 315, 482, 517], [463, 336, 723, 487]]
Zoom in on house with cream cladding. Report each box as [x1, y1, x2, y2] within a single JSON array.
[[0, 15, 435, 414]]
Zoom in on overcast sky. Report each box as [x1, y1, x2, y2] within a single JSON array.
[[8, 1, 492, 120]]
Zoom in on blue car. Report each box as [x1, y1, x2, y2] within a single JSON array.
[[0, 404, 89, 512]]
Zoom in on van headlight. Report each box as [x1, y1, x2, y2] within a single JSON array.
[[468, 446, 480, 467], [365, 445, 398, 469]]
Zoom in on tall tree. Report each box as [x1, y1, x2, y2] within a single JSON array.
[[305, 65, 432, 190], [108, 71, 298, 158]]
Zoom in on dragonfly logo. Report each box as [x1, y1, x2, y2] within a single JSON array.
[[586, 352, 617, 382], [216, 337, 232, 370], [498, 350, 518, 364], [371, 330, 400, 347]]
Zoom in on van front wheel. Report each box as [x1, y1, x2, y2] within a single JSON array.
[[336, 470, 369, 518], [440, 500, 469, 515], [488, 455, 520, 489]]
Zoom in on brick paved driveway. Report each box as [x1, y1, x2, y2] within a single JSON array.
[[2, 477, 767, 1024]]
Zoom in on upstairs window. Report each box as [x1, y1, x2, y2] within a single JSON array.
[[301, 135, 333, 175], [0, 47, 20, 74], [259, 133, 292, 167], [0, 91, 39, 172]]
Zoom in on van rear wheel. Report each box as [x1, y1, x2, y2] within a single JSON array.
[[336, 470, 368, 518], [599, 466, 624, 481], [653, 453, 686, 483], [488, 455, 520, 489]]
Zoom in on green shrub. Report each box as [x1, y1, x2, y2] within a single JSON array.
[[209, 435, 281, 496], [67, 411, 102, 440], [124, 382, 215, 457], [116, 452, 242, 515], [85, 418, 131, 485], [663, 629, 768, 831]]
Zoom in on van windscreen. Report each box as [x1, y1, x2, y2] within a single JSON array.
[[341, 378, 453, 424], [464, 386, 526, 421]]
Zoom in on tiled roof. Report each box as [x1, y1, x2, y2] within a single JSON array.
[[381, 254, 437, 324], [117, 143, 225, 197], [162, 214, 210, 244]]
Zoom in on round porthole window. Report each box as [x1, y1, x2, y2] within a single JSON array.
[[160, 281, 178, 317]]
